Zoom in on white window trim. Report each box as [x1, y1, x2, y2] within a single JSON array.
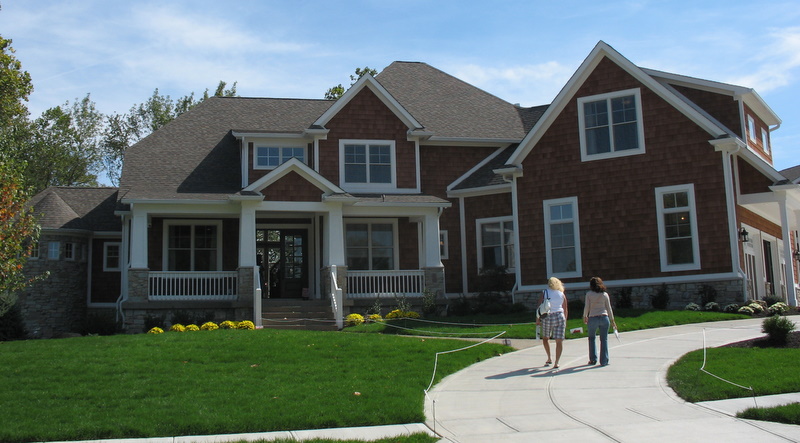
[[439, 230, 449, 260], [747, 115, 757, 141], [655, 184, 701, 272], [339, 139, 397, 193], [475, 216, 516, 272], [578, 88, 646, 162], [344, 218, 399, 270], [103, 242, 122, 272], [64, 242, 75, 261], [253, 142, 307, 170], [162, 220, 223, 271], [761, 128, 770, 154], [29, 240, 40, 260], [47, 241, 60, 260], [543, 197, 582, 278]]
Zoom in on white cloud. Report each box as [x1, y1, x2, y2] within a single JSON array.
[[729, 27, 800, 93], [448, 61, 574, 106]]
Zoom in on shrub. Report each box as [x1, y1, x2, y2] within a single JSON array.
[[685, 303, 701, 311], [748, 303, 764, 314], [737, 306, 755, 315], [200, 322, 219, 331], [768, 302, 790, 316], [148, 327, 164, 334], [762, 315, 796, 345], [723, 303, 740, 313], [169, 324, 186, 332], [405, 311, 421, 319], [0, 299, 27, 341], [185, 324, 200, 331], [345, 313, 364, 326], [237, 320, 255, 330], [367, 314, 382, 322], [393, 295, 412, 314], [763, 295, 783, 307], [219, 320, 236, 329], [385, 309, 403, 320], [697, 284, 717, 306], [83, 312, 120, 336], [613, 287, 633, 309], [448, 296, 473, 316], [704, 302, 720, 312], [422, 288, 438, 315], [143, 314, 165, 331], [651, 284, 670, 310], [748, 299, 768, 309]]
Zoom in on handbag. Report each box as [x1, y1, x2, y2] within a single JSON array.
[[538, 289, 551, 319]]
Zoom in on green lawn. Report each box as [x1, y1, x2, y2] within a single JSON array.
[[0, 329, 508, 442], [346, 309, 749, 339]]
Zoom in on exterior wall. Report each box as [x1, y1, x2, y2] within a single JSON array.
[[90, 238, 121, 304], [18, 232, 89, 338], [248, 142, 314, 185], [672, 85, 742, 138], [737, 157, 775, 195], [742, 103, 773, 164], [463, 192, 514, 293], [319, 87, 417, 189], [262, 171, 323, 202], [398, 218, 420, 270], [419, 145, 503, 294], [517, 56, 732, 287]]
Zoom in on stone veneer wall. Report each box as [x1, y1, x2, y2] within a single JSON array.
[[17, 233, 89, 338]]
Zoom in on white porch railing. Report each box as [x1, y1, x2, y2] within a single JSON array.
[[149, 271, 238, 301], [347, 270, 425, 298]]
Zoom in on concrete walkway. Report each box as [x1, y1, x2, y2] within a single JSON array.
[[424, 317, 800, 442]]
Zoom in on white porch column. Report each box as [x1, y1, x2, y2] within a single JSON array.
[[327, 203, 345, 266], [130, 210, 148, 269], [778, 198, 798, 306], [239, 202, 258, 267], [423, 210, 443, 268]]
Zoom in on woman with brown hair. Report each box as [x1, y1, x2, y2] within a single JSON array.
[[583, 277, 617, 366]]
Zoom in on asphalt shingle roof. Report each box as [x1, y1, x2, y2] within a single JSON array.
[[29, 187, 121, 231]]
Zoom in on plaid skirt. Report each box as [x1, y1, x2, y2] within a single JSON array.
[[541, 311, 566, 340]]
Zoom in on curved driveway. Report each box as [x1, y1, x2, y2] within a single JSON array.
[[425, 318, 800, 442]]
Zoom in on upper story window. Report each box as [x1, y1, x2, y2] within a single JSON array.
[[340, 140, 396, 191], [476, 217, 515, 271], [163, 221, 222, 271], [345, 220, 397, 270], [104, 242, 121, 272], [747, 115, 757, 142], [439, 231, 449, 260], [254, 145, 305, 169], [655, 184, 700, 271], [543, 197, 581, 278], [761, 128, 770, 154], [64, 242, 75, 261], [578, 88, 645, 161], [47, 242, 60, 260]]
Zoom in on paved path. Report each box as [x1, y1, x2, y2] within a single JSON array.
[[425, 318, 800, 442]]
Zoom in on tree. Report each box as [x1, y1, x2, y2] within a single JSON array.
[[0, 36, 32, 126], [101, 80, 238, 184], [324, 66, 378, 100]]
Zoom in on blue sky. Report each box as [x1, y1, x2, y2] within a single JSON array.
[[1, 0, 799, 174]]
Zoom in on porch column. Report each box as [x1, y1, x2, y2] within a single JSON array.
[[239, 202, 258, 267], [423, 210, 443, 268], [326, 203, 346, 266], [130, 210, 148, 269], [778, 197, 798, 306]]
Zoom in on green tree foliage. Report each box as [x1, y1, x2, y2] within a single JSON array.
[[0, 36, 32, 126], [324, 66, 378, 100]]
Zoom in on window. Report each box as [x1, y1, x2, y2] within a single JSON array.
[[163, 221, 222, 271], [747, 115, 756, 141], [340, 140, 395, 190], [655, 184, 700, 271], [254, 145, 305, 169], [47, 242, 60, 260], [439, 231, 449, 260], [104, 242, 121, 272], [761, 128, 770, 154], [64, 242, 75, 261], [345, 221, 396, 270], [578, 88, 645, 161], [543, 197, 581, 278], [477, 217, 515, 271], [28, 240, 39, 259]]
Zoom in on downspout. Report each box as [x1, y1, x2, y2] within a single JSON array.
[[459, 197, 468, 296], [715, 139, 748, 301], [115, 214, 131, 324]]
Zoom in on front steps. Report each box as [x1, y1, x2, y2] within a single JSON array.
[[261, 299, 339, 331]]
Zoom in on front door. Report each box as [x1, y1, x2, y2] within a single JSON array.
[[256, 229, 308, 298]]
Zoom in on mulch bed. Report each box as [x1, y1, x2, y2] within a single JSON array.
[[723, 331, 800, 349]]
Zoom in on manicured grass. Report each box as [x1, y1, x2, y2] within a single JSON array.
[[259, 434, 438, 443], [0, 329, 508, 442], [667, 347, 800, 402], [738, 403, 800, 426], [346, 310, 749, 339]]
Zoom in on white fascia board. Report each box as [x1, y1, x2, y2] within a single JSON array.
[[232, 131, 308, 139], [126, 201, 241, 216], [314, 75, 422, 130], [447, 183, 511, 198], [350, 201, 452, 209], [92, 231, 123, 237], [508, 41, 727, 166], [256, 201, 331, 212], [244, 157, 345, 195], [423, 137, 520, 147], [121, 198, 231, 206], [344, 205, 444, 218]]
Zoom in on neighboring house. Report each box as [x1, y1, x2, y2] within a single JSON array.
[[19, 41, 800, 337]]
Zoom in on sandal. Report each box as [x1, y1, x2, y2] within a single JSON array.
[[545, 360, 552, 366]]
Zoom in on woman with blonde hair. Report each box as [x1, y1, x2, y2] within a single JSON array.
[[536, 277, 568, 369], [582, 276, 616, 366]]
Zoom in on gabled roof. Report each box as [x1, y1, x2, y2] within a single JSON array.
[[781, 165, 800, 184], [243, 157, 345, 196], [507, 41, 730, 166], [29, 187, 120, 231], [377, 62, 541, 141]]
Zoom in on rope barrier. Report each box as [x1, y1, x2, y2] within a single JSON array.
[[701, 328, 758, 409]]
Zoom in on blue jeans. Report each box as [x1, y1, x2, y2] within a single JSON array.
[[587, 315, 610, 365]]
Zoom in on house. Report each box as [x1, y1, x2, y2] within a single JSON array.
[[18, 41, 800, 337]]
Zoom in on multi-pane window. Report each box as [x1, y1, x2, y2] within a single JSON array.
[[164, 222, 221, 271], [747, 115, 757, 141], [477, 218, 515, 271], [345, 222, 395, 270], [104, 242, 121, 272], [655, 184, 700, 271], [47, 242, 60, 260], [439, 231, 449, 260], [544, 197, 581, 277], [255, 146, 305, 169], [578, 89, 645, 160], [64, 243, 75, 261], [341, 140, 395, 188], [761, 128, 770, 154]]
